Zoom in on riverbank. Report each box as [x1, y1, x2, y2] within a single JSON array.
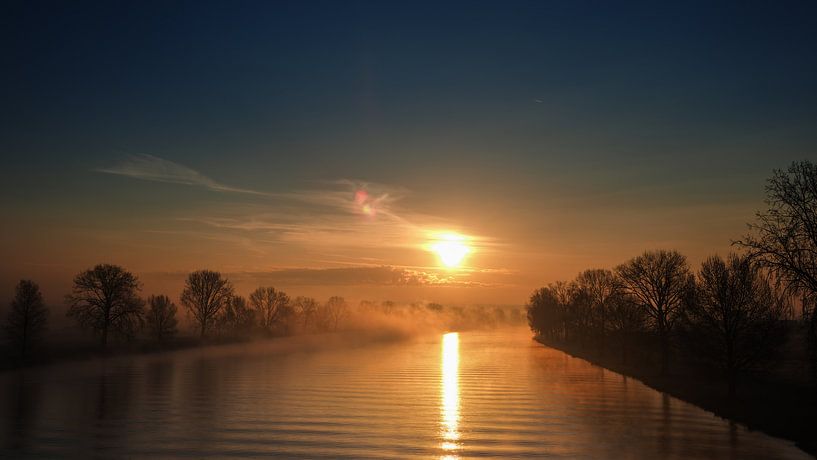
[[535, 336, 817, 457]]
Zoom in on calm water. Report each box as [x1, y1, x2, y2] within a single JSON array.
[[0, 327, 809, 459]]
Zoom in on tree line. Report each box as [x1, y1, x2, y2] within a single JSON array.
[[528, 160, 817, 396], [3, 268, 351, 359]]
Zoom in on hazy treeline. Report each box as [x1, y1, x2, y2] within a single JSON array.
[[2, 267, 355, 357], [3, 267, 524, 365], [528, 161, 817, 395]]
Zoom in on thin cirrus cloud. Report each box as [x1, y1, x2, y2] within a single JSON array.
[[146, 266, 497, 287], [95, 154, 268, 196], [98, 154, 497, 272]]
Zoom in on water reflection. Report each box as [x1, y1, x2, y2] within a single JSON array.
[[441, 332, 460, 458], [0, 328, 809, 458]]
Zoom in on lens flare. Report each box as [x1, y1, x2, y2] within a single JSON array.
[[354, 189, 377, 217]]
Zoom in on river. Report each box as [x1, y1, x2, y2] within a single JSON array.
[[0, 327, 809, 458]]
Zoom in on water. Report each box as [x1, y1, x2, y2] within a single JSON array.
[[0, 327, 809, 459]]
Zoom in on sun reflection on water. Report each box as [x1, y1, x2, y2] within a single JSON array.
[[441, 332, 460, 458]]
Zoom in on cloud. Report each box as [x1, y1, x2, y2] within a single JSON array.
[[149, 266, 497, 287], [96, 154, 267, 195]]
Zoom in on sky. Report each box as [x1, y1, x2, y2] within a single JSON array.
[[2, 1, 817, 306]]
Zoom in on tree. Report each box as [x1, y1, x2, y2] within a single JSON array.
[[527, 287, 562, 340], [680, 254, 788, 396], [550, 281, 576, 341], [324, 296, 348, 331], [607, 293, 646, 364], [292, 296, 319, 332], [146, 295, 178, 342], [4, 280, 48, 359], [216, 296, 256, 337], [576, 269, 622, 348], [569, 287, 595, 349], [180, 270, 233, 338], [249, 286, 289, 334], [616, 250, 694, 375], [66, 264, 144, 347], [735, 161, 817, 304], [734, 161, 817, 361]]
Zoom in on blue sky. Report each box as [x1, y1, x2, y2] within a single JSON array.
[[2, 1, 816, 303]]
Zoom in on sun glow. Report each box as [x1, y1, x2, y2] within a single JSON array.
[[430, 233, 470, 268]]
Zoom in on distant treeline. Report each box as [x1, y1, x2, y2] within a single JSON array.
[[2, 268, 355, 358], [2, 267, 523, 366], [528, 161, 817, 396]]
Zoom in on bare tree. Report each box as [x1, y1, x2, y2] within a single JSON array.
[[616, 250, 694, 374], [292, 296, 319, 332], [216, 296, 256, 337], [607, 293, 646, 364], [735, 161, 817, 304], [680, 254, 788, 396], [66, 264, 144, 347], [249, 286, 289, 334], [180, 270, 233, 338], [146, 295, 178, 342], [569, 287, 595, 349], [4, 280, 48, 359], [527, 287, 563, 340], [576, 268, 622, 348], [324, 296, 348, 331]]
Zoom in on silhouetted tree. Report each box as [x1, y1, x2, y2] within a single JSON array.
[[324, 296, 348, 331], [527, 287, 562, 339], [4, 280, 48, 359], [607, 293, 646, 364], [216, 296, 256, 337], [616, 250, 694, 375], [66, 264, 144, 347], [576, 268, 622, 349], [146, 295, 178, 342], [292, 296, 319, 331], [735, 161, 817, 305], [380, 300, 395, 314], [249, 286, 289, 334], [180, 270, 233, 339], [569, 287, 595, 349], [734, 161, 817, 365], [680, 254, 788, 396], [426, 302, 444, 312], [550, 281, 576, 341]]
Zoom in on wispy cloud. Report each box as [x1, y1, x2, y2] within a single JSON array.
[[96, 154, 267, 195], [146, 266, 499, 287], [98, 154, 502, 279]]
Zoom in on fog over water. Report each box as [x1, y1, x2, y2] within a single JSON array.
[[0, 327, 809, 458]]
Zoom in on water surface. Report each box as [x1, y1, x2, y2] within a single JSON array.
[[0, 327, 809, 458]]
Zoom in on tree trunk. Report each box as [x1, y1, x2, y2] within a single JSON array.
[[727, 371, 737, 398], [21, 313, 28, 359], [600, 307, 606, 354], [659, 324, 669, 376], [101, 311, 109, 348], [621, 337, 627, 365]]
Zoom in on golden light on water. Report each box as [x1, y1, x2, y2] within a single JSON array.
[[430, 233, 470, 268], [441, 332, 460, 457]]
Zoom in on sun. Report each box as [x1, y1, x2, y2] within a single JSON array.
[[431, 233, 471, 268]]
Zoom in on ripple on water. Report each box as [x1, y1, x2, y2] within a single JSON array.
[[0, 327, 810, 459]]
